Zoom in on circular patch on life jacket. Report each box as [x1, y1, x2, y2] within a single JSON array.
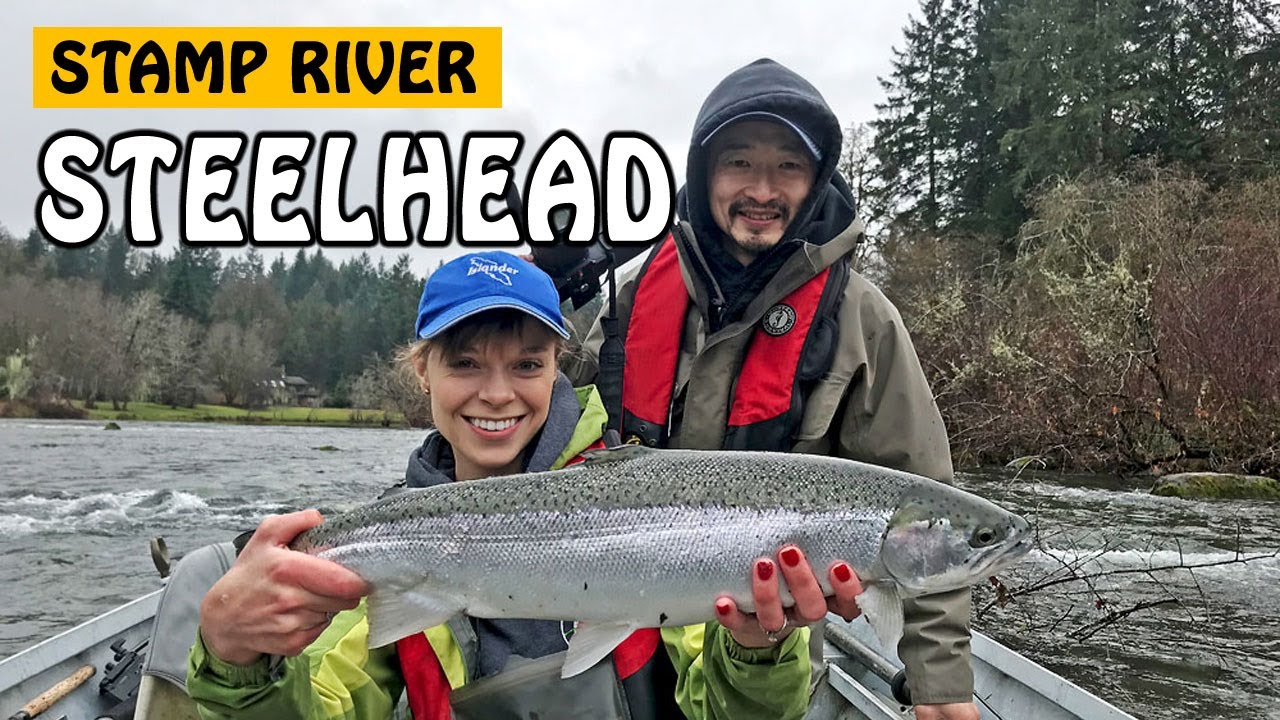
[[762, 303, 797, 336]]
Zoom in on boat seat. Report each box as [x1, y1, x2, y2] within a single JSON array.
[[135, 675, 204, 720], [137, 541, 237, 720]]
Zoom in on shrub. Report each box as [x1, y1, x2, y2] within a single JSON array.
[[882, 167, 1280, 475]]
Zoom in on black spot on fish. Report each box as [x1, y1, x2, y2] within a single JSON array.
[[583, 582, 589, 591], [508, 595, 514, 600], [659, 612, 668, 624]]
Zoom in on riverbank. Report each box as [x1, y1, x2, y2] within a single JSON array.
[[0, 400, 408, 428]]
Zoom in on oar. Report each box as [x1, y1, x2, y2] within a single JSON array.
[[6, 664, 96, 720]]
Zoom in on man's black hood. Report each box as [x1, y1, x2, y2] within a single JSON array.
[[679, 58, 853, 327], [684, 58, 846, 245]]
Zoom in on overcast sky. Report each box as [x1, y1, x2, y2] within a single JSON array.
[[4, 0, 917, 276]]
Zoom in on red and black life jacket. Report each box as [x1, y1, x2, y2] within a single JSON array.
[[621, 234, 846, 451], [397, 628, 663, 720], [394, 439, 674, 720]]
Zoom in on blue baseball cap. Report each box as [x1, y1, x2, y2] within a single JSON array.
[[414, 251, 570, 340]]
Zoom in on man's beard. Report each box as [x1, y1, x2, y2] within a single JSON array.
[[729, 199, 791, 225], [728, 199, 791, 257]]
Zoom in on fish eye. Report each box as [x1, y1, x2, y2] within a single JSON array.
[[970, 527, 1000, 548]]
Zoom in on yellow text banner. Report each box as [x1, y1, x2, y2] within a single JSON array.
[[33, 27, 502, 109]]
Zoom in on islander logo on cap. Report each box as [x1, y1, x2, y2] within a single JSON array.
[[468, 256, 519, 286], [415, 251, 569, 340]]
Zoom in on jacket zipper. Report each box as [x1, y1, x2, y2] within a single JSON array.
[[672, 223, 726, 328]]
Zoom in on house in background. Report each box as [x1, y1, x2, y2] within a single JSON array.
[[264, 367, 320, 407], [286, 375, 320, 407]]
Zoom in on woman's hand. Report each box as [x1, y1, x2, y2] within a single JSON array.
[[714, 545, 863, 648], [198, 510, 370, 666]]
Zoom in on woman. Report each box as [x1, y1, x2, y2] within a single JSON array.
[[187, 251, 862, 720]]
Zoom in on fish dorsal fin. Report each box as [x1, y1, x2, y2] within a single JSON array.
[[857, 583, 905, 653], [577, 445, 655, 466], [365, 586, 464, 649], [560, 621, 637, 678]]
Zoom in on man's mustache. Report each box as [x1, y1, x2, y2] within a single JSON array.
[[729, 200, 791, 222]]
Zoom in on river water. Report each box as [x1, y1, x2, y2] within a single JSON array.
[[1, 419, 1276, 720]]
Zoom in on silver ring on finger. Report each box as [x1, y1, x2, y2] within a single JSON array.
[[765, 616, 789, 644]]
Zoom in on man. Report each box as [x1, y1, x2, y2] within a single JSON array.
[[565, 58, 979, 720]]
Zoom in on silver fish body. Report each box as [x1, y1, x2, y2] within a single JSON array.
[[291, 446, 1032, 677]]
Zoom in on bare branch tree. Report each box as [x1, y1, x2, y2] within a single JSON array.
[[203, 322, 276, 407]]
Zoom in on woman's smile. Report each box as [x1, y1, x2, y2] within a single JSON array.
[[465, 415, 525, 436]]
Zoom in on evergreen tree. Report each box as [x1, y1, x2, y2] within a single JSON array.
[[1229, 42, 1280, 176], [873, 0, 970, 230], [993, 0, 1151, 193], [268, 253, 289, 294], [221, 256, 247, 285], [243, 247, 267, 279], [100, 226, 132, 296], [337, 252, 377, 304], [1192, 0, 1280, 177], [309, 250, 341, 305], [51, 238, 98, 281], [22, 228, 48, 266], [280, 286, 340, 390], [379, 254, 422, 350], [1129, 0, 1205, 165], [284, 249, 313, 302], [210, 275, 289, 348], [950, 0, 1027, 241], [0, 227, 20, 276], [135, 253, 167, 296], [162, 246, 221, 323]]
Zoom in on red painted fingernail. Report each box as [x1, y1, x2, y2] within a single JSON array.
[[756, 560, 774, 581], [833, 563, 853, 583], [715, 599, 732, 616], [780, 547, 801, 568]]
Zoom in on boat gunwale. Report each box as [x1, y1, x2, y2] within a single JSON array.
[[1, 594, 1142, 720], [0, 589, 162, 690], [970, 630, 1138, 720]]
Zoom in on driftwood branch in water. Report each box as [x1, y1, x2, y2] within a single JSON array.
[[1068, 598, 1180, 641], [980, 546, 1279, 614], [974, 522, 1278, 640]]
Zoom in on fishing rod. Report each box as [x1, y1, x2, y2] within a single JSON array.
[[6, 665, 93, 720], [500, 180, 653, 308], [824, 622, 913, 707], [501, 181, 655, 436]]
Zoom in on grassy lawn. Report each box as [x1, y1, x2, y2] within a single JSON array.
[[71, 401, 407, 428]]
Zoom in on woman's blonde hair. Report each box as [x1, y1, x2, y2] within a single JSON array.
[[393, 309, 570, 398]]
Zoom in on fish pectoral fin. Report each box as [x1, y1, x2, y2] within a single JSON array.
[[561, 621, 637, 679], [365, 588, 463, 649], [857, 584, 905, 653]]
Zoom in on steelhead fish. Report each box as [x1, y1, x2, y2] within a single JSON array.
[[291, 446, 1032, 678]]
